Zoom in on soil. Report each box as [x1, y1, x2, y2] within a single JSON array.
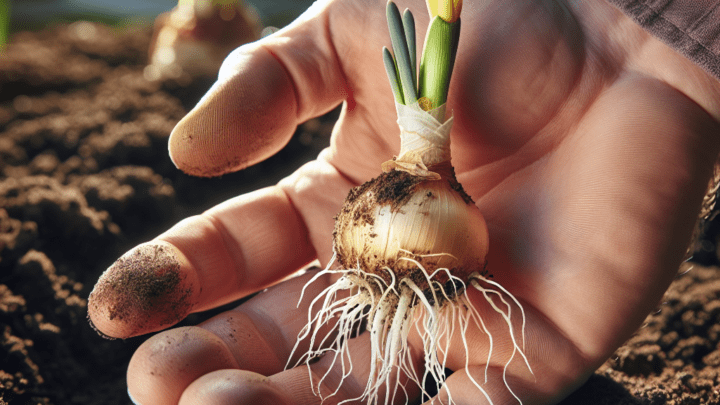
[[0, 22, 333, 405], [1, 20, 720, 405]]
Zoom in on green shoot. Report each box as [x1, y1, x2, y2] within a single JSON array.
[[383, 47, 405, 104], [383, 0, 461, 121], [386, 1, 417, 104], [402, 9, 416, 88], [418, 16, 460, 110]]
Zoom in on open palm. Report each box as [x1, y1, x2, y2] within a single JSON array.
[[88, 0, 720, 404]]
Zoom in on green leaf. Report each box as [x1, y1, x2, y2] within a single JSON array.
[[386, 1, 417, 104], [418, 16, 460, 110], [402, 9, 416, 89], [383, 46, 404, 104]]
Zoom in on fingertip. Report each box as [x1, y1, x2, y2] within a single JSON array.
[[169, 0, 350, 178], [168, 43, 298, 177], [87, 242, 199, 339], [128, 387, 142, 405], [179, 369, 292, 405], [128, 327, 240, 405]]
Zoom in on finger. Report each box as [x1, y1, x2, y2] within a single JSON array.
[[88, 185, 312, 339], [268, 331, 422, 405], [179, 369, 294, 405], [88, 156, 353, 339], [178, 333, 422, 405], [127, 326, 240, 405], [127, 271, 337, 405], [169, 0, 349, 177]]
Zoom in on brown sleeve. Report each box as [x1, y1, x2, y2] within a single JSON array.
[[606, 0, 720, 80]]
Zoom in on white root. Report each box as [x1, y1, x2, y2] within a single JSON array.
[[289, 257, 533, 405]]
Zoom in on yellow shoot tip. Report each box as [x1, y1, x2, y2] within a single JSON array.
[[426, 0, 462, 22]]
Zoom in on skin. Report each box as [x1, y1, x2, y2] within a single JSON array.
[[87, 0, 720, 404]]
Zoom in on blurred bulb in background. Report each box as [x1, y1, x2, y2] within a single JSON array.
[[145, 0, 261, 81]]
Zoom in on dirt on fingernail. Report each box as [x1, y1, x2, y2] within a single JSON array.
[[88, 244, 193, 338]]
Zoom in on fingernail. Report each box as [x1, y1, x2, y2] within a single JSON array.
[[128, 387, 142, 405], [87, 242, 194, 339]]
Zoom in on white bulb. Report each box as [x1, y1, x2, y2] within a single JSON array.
[[334, 170, 488, 286]]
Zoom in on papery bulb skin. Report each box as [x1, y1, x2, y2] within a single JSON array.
[[333, 169, 489, 289]]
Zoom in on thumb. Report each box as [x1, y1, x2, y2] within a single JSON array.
[[169, 1, 348, 177]]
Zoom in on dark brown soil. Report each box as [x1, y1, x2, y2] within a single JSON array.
[[1, 20, 720, 405], [560, 263, 720, 405], [0, 22, 332, 405]]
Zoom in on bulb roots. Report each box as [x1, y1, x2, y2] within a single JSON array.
[[289, 256, 533, 405]]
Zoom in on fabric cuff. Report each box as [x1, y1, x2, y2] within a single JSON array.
[[606, 0, 720, 80]]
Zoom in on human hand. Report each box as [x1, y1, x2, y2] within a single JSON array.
[[87, 0, 720, 404]]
